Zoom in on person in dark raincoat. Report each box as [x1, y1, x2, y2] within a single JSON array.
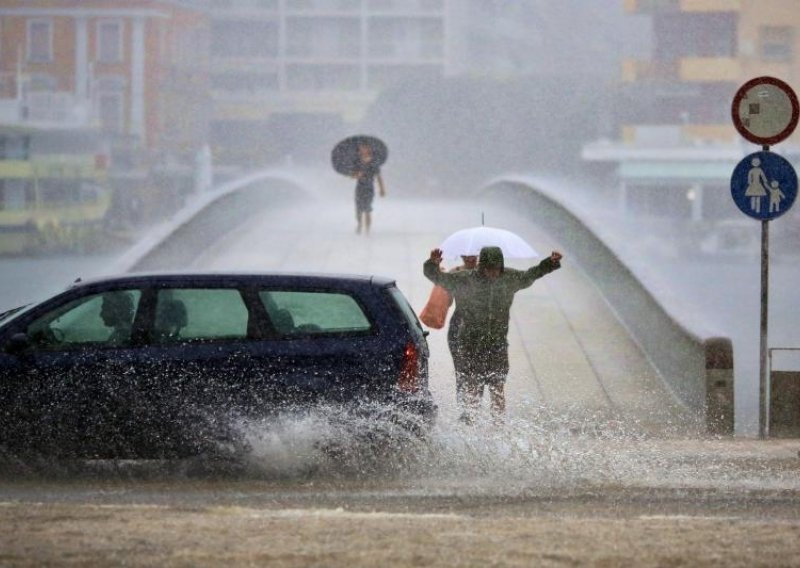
[[424, 245, 562, 421], [351, 142, 386, 235], [447, 255, 478, 405]]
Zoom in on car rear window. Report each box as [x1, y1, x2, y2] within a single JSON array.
[[259, 290, 371, 336], [387, 286, 426, 340]]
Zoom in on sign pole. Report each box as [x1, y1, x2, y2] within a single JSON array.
[[731, 77, 799, 438], [759, 142, 771, 440], [759, 216, 769, 439]]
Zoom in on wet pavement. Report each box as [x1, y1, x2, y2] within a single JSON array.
[[2, 189, 800, 566], [1, 431, 799, 567]]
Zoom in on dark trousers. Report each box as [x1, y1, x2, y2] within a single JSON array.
[[448, 312, 467, 403]]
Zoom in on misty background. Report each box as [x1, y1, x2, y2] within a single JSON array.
[[1, 0, 800, 437]]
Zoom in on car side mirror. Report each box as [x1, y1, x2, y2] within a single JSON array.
[[5, 332, 30, 355]]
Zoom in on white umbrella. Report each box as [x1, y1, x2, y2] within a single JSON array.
[[440, 226, 539, 259]]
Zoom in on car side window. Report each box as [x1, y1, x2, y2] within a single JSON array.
[[25, 289, 142, 349], [259, 290, 371, 336], [152, 288, 248, 344]]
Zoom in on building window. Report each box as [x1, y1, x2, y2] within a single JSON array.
[[286, 64, 360, 90], [24, 73, 57, 93], [95, 76, 126, 134], [420, 0, 444, 10], [211, 21, 278, 58], [97, 20, 124, 63], [0, 135, 30, 160], [211, 72, 279, 92], [27, 19, 53, 63], [0, 179, 31, 211], [760, 26, 794, 62]]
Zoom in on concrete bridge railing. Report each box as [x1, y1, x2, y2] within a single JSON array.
[[111, 167, 733, 434], [111, 167, 323, 274], [484, 175, 734, 435]]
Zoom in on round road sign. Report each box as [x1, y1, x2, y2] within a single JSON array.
[[730, 151, 797, 221], [732, 76, 799, 146]]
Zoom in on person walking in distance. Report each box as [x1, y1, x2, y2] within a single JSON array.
[[424, 246, 562, 422], [351, 142, 386, 235]]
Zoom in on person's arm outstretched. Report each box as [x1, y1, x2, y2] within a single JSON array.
[[514, 251, 563, 289]]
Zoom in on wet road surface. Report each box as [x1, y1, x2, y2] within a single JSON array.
[[2, 191, 800, 566], [2, 434, 800, 567]]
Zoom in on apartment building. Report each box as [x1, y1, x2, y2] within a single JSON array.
[[583, 0, 800, 222], [207, 0, 448, 163], [0, 0, 209, 163]]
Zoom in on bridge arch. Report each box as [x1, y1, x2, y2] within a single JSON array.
[[482, 175, 734, 434], [112, 168, 322, 273]]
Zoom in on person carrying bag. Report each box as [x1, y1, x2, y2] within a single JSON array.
[[419, 285, 451, 329]]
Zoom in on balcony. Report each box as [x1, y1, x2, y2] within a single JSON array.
[[214, 89, 375, 122], [625, 0, 740, 12], [285, 0, 361, 14], [367, 0, 444, 13], [679, 57, 740, 82], [680, 0, 741, 11], [622, 59, 678, 82], [624, 0, 679, 12], [367, 40, 444, 61], [210, 0, 279, 13], [623, 57, 740, 83], [621, 124, 737, 146], [0, 89, 93, 130]]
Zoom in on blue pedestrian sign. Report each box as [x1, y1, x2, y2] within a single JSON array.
[[730, 151, 797, 221]]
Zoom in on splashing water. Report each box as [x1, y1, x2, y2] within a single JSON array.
[[2, 399, 797, 496], [233, 401, 800, 495]]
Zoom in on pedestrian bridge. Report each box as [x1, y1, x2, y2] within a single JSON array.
[[114, 168, 733, 435]]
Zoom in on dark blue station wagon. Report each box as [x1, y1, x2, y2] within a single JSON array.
[[0, 272, 435, 459]]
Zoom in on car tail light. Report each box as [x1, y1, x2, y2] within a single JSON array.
[[397, 341, 420, 393]]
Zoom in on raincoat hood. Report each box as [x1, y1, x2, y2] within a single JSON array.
[[478, 246, 504, 273]]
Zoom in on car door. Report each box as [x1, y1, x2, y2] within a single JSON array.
[[137, 285, 257, 456], [0, 288, 144, 458], [247, 287, 389, 408]]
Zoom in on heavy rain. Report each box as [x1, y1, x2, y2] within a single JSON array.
[[1, 1, 800, 566]]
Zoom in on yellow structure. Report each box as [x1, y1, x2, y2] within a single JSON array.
[[0, 127, 111, 254]]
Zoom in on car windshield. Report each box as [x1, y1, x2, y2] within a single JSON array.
[[0, 304, 32, 326]]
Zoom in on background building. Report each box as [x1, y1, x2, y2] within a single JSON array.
[[207, 0, 448, 164], [446, 0, 643, 80], [583, 0, 800, 225], [0, 0, 209, 164], [0, 0, 210, 239]]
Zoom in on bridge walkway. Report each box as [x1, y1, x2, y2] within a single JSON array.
[[185, 195, 695, 432]]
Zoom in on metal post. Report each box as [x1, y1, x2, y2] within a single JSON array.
[[759, 218, 769, 439]]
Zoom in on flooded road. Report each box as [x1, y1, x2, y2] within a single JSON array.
[[2, 416, 800, 567], [3, 427, 800, 565], [2, 191, 800, 566]]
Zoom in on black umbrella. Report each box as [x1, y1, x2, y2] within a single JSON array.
[[331, 135, 388, 176]]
